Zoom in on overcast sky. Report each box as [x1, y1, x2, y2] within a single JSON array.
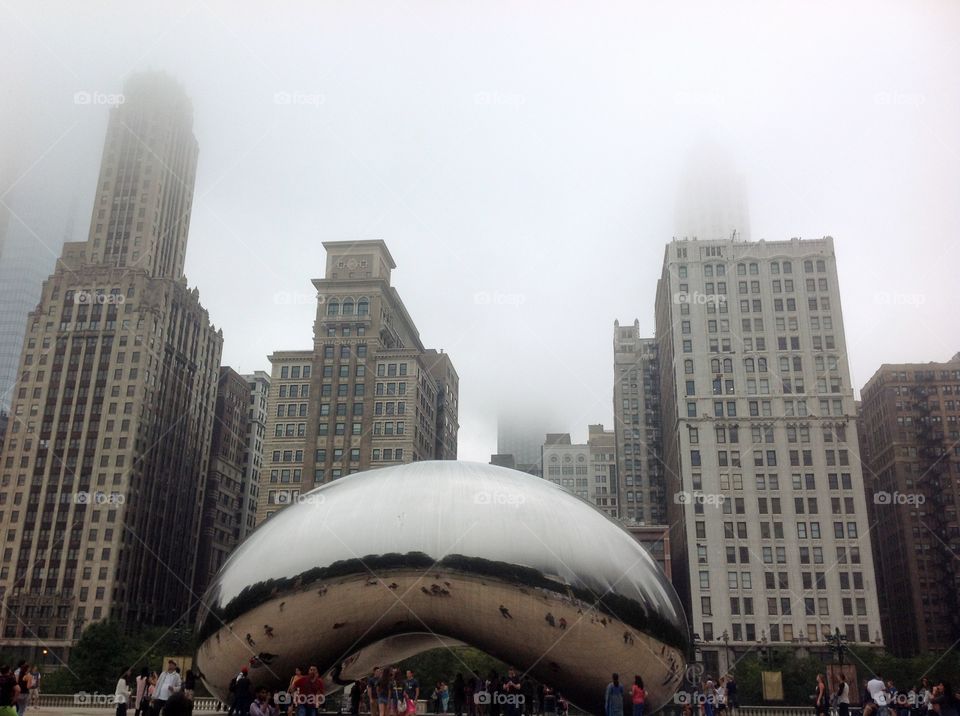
[[2, 0, 958, 461]]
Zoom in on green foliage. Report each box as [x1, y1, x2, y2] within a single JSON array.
[[397, 647, 509, 689], [723, 646, 960, 707], [39, 620, 198, 695]]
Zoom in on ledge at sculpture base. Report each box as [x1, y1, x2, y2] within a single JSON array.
[[195, 461, 689, 714]]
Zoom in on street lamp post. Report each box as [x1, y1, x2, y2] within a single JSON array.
[[827, 627, 848, 665]]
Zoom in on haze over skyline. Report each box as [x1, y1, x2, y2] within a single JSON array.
[[1, 1, 958, 461]]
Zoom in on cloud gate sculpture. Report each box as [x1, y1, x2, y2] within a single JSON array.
[[195, 461, 689, 713]]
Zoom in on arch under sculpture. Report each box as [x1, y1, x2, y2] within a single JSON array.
[[195, 461, 689, 713]]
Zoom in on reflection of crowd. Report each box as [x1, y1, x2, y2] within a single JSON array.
[[341, 666, 568, 716]]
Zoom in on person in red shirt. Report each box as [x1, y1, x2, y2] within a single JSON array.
[[631, 676, 646, 716], [293, 666, 325, 716]]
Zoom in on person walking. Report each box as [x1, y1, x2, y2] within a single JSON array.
[[837, 673, 850, 716], [115, 670, 132, 716], [0, 666, 20, 716], [703, 679, 716, 716], [630, 676, 645, 716], [452, 674, 466, 716], [725, 676, 738, 716], [604, 674, 625, 716], [232, 668, 252, 716], [134, 668, 150, 716], [28, 669, 38, 711], [292, 665, 324, 716], [15, 664, 31, 716], [815, 674, 829, 716], [153, 660, 182, 716], [502, 669, 521, 716]]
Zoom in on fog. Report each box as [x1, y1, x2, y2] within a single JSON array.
[[2, 0, 958, 460]]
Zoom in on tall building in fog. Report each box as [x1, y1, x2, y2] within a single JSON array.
[[655, 236, 882, 676], [612, 320, 665, 524], [0, 156, 86, 413], [240, 371, 270, 538], [497, 412, 554, 476], [541, 425, 618, 518], [255, 240, 458, 523], [674, 143, 750, 242], [859, 354, 960, 656], [0, 73, 222, 660]]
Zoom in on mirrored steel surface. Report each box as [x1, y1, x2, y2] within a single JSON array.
[[195, 461, 689, 713]]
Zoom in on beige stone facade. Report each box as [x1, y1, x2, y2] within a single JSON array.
[[654, 236, 883, 672], [0, 73, 221, 661], [255, 241, 458, 523]]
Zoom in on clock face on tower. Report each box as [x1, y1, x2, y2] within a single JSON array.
[[346, 258, 359, 270]]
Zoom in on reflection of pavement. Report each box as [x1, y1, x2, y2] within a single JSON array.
[[199, 569, 684, 713]]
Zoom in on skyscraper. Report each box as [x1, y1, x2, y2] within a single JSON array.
[[194, 367, 250, 600], [612, 319, 665, 525], [540, 425, 618, 519], [240, 371, 271, 538], [655, 236, 882, 676], [674, 142, 751, 243], [0, 129, 89, 413], [0, 73, 222, 661], [858, 354, 960, 656], [254, 240, 458, 523], [496, 411, 555, 477]]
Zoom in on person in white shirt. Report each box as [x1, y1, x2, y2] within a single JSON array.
[[153, 661, 182, 715], [868, 675, 888, 716], [115, 670, 132, 716], [836, 673, 850, 716]]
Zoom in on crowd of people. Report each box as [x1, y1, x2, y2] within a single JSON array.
[[224, 664, 611, 716], [0, 662, 41, 716], [114, 659, 198, 716], [856, 674, 960, 716]]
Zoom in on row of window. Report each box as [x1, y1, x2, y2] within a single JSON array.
[[678, 258, 828, 280], [701, 622, 872, 645]]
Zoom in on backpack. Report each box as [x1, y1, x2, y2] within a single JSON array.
[[229, 676, 238, 693]]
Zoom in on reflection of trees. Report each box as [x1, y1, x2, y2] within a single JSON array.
[[197, 552, 687, 654], [198, 552, 434, 640]]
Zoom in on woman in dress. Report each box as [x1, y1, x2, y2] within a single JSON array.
[[604, 673, 625, 716]]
